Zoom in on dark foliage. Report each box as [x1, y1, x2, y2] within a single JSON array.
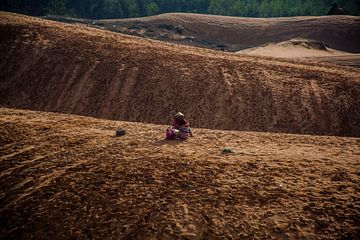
[[1, 0, 358, 19]]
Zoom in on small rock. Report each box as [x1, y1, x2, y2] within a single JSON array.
[[222, 147, 235, 154], [116, 129, 125, 136]]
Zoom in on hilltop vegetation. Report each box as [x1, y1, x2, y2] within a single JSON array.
[[1, 0, 359, 19]]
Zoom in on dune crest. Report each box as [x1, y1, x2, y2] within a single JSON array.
[[238, 38, 350, 58]]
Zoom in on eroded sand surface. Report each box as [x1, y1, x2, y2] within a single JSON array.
[[45, 13, 360, 68], [238, 38, 360, 68], [1, 108, 359, 239], [1, 12, 360, 137]]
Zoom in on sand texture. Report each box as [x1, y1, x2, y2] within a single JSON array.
[[0, 108, 359, 239], [238, 39, 348, 57], [1, 12, 360, 137], [237, 39, 360, 68], [47, 13, 360, 53], [45, 13, 360, 68]]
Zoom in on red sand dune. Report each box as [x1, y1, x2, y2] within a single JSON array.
[[1, 12, 360, 137], [237, 38, 360, 68], [46, 14, 360, 68], [238, 38, 349, 57], [0, 108, 359, 239], [92, 13, 360, 53]]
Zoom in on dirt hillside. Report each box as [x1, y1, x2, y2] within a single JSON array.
[[1, 12, 360, 137], [1, 108, 359, 239], [77, 13, 360, 53], [46, 14, 360, 68]]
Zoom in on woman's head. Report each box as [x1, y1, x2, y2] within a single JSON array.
[[174, 112, 185, 120]]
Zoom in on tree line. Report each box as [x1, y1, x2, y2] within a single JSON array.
[[1, 0, 359, 19]]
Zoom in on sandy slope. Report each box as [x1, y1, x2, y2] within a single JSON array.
[[1, 12, 360, 137], [306, 54, 360, 69], [0, 108, 359, 239], [91, 13, 360, 53], [238, 39, 349, 58], [237, 39, 360, 68], [45, 14, 360, 68]]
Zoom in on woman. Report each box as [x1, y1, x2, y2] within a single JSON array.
[[166, 112, 193, 140]]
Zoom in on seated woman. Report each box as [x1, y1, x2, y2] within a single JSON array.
[[166, 112, 193, 140]]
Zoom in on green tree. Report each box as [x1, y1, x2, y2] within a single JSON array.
[[1, 0, 360, 18], [126, 0, 140, 17], [103, 0, 125, 18], [146, 2, 159, 15], [46, 0, 67, 15]]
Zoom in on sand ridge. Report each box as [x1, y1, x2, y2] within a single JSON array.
[[237, 38, 360, 68], [87, 13, 360, 53], [1, 12, 360, 137], [238, 39, 349, 58], [0, 107, 359, 239], [70, 13, 360, 68]]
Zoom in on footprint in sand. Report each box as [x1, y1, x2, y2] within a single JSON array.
[[171, 203, 200, 238]]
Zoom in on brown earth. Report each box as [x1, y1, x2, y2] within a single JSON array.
[[1, 11, 360, 137], [238, 38, 350, 58], [306, 54, 360, 69], [237, 38, 360, 68], [1, 107, 359, 239], [46, 13, 360, 53], [45, 14, 360, 68]]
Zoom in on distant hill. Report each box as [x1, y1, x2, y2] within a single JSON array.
[[45, 13, 360, 54], [1, 12, 360, 137]]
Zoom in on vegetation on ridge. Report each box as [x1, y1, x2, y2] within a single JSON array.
[[1, 0, 359, 19]]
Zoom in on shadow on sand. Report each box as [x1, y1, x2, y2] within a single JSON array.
[[156, 139, 188, 146]]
